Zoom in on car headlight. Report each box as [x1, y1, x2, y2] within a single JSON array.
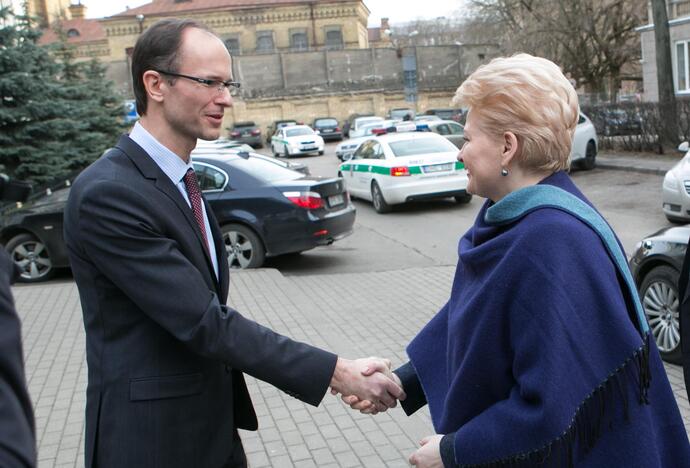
[[663, 172, 679, 192]]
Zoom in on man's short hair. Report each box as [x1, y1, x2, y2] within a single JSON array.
[[131, 18, 210, 116]]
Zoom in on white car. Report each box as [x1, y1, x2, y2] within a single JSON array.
[[270, 125, 324, 157], [570, 113, 598, 170], [338, 129, 470, 213], [662, 142, 690, 222], [335, 119, 401, 161], [349, 116, 385, 139]]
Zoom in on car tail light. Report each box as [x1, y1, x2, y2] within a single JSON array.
[[313, 229, 328, 236], [335, 127, 341, 132], [372, 128, 387, 135], [390, 166, 410, 177], [283, 191, 324, 209], [230, 131, 241, 137], [250, 129, 261, 136]]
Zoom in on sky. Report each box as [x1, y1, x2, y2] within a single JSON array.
[[82, 0, 462, 26]]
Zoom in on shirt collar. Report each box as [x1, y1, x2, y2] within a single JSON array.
[[129, 122, 192, 185]]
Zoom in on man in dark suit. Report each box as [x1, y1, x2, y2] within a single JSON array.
[[64, 18, 403, 468], [0, 247, 36, 468]]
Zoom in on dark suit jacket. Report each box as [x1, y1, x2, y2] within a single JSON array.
[[0, 250, 36, 467], [678, 240, 690, 400], [64, 135, 337, 468]]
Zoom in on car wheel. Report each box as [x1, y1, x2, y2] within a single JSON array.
[[222, 224, 265, 269], [371, 181, 392, 213], [6, 233, 54, 283], [640, 265, 682, 364], [318, 150, 324, 156], [271, 144, 279, 157], [580, 141, 596, 170], [454, 193, 473, 204], [283, 146, 290, 158]]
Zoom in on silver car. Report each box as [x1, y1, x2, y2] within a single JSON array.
[[662, 142, 690, 222]]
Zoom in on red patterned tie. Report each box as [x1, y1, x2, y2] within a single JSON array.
[[182, 168, 210, 254]]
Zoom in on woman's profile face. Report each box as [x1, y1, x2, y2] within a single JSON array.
[[458, 111, 505, 201]]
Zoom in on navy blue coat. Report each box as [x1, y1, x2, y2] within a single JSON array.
[[64, 135, 337, 468]]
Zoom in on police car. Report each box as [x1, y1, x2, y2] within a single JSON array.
[[338, 126, 471, 213], [270, 124, 324, 157]]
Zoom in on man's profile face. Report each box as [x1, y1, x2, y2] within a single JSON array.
[[162, 27, 234, 144]]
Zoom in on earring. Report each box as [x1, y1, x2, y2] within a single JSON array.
[[501, 168, 509, 177]]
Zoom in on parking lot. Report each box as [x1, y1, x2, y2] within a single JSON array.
[[14, 140, 690, 467]]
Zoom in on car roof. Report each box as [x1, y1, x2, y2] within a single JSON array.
[[426, 119, 462, 127], [233, 121, 256, 126], [369, 130, 450, 144], [281, 124, 313, 131]]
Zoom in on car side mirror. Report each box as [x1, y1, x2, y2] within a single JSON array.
[[678, 141, 689, 154]]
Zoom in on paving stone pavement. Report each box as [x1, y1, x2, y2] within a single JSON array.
[[12, 266, 690, 468]]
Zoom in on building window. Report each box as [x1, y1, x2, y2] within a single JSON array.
[[256, 31, 275, 53], [67, 28, 80, 37], [676, 41, 690, 92], [225, 38, 240, 56], [325, 28, 343, 50], [290, 31, 308, 52]]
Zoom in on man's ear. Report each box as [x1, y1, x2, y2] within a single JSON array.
[[501, 131, 519, 167], [142, 70, 165, 105]]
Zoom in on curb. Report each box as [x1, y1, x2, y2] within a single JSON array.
[[595, 161, 668, 176]]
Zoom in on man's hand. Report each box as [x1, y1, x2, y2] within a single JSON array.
[[336, 359, 402, 414], [329, 357, 405, 412], [409, 435, 444, 468]]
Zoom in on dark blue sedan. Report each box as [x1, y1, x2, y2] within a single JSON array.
[[0, 150, 356, 281]]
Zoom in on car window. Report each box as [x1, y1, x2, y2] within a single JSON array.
[[230, 158, 303, 183], [448, 123, 464, 134], [353, 140, 375, 159], [371, 143, 385, 160], [286, 128, 313, 137], [578, 114, 586, 124], [389, 137, 457, 157], [434, 124, 450, 136], [315, 118, 337, 126], [193, 163, 227, 191]]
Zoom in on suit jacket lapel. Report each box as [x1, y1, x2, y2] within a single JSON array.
[[115, 135, 217, 282]]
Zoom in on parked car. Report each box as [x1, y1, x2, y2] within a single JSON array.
[[228, 121, 263, 148], [414, 115, 442, 123], [570, 113, 598, 170], [0, 152, 354, 280], [349, 116, 385, 139], [193, 145, 310, 175], [421, 120, 464, 148], [388, 107, 415, 121], [270, 125, 324, 157], [338, 126, 470, 213], [342, 113, 373, 138], [629, 225, 689, 364], [196, 138, 254, 153], [312, 117, 343, 141], [266, 119, 298, 144], [424, 108, 464, 122], [662, 142, 690, 223], [335, 119, 399, 161]]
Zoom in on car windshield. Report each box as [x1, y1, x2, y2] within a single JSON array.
[[286, 128, 313, 137], [356, 117, 383, 128], [315, 118, 337, 126], [390, 109, 413, 119], [233, 157, 303, 183], [389, 137, 458, 157]]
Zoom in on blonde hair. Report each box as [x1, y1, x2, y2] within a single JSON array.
[[453, 54, 579, 172]]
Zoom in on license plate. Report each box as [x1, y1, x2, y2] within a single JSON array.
[[242, 132, 250, 136], [328, 194, 345, 206], [322, 129, 333, 133], [302, 146, 316, 151], [423, 163, 453, 173]]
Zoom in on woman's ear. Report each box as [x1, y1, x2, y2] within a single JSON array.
[[501, 131, 519, 167], [142, 70, 165, 105]]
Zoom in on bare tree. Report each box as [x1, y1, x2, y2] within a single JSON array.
[[651, 0, 678, 149], [468, 0, 646, 101]]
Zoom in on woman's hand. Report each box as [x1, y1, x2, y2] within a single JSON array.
[[408, 435, 444, 468]]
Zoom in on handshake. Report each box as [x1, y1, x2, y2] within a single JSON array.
[[329, 356, 405, 414]]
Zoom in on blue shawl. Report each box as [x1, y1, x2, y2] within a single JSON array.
[[408, 172, 690, 467]]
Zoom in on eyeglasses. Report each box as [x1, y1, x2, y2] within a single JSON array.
[[155, 70, 241, 96]]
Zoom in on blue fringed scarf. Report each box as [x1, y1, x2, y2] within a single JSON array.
[[407, 172, 690, 467]]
